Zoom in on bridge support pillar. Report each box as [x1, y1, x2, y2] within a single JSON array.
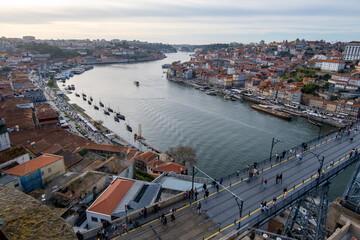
[[283, 182, 330, 240]]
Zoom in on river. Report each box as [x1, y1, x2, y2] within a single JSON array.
[[64, 52, 353, 200]]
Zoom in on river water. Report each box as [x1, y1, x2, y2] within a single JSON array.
[[64, 52, 353, 199]]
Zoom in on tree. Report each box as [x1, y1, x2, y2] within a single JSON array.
[[301, 83, 320, 95], [93, 120, 103, 130], [167, 145, 197, 166]]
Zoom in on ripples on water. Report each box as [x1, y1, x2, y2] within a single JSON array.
[[66, 52, 336, 179]]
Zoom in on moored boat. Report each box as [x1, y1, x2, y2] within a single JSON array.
[[99, 101, 104, 107], [308, 118, 322, 127], [94, 105, 99, 110], [83, 97, 87, 101], [103, 109, 110, 115], [126, 124, 132, 132], [252, 104, 292, 120], [82, 93, 86, 97], [107, 107, 114, 113], [75, 93, 80, 97], [114, 116, 120, 122], [88, 100, 92, 105], [116, 112, 125, 120], [90, 96, 93, 102], [134, 81, 140, 86]]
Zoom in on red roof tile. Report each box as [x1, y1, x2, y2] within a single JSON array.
[[85, 143, 126, 153], [135, 151, 159, 164], [4, 153, 63, 177], [88, 178, 134, 215], [153, 162, 188, 174]]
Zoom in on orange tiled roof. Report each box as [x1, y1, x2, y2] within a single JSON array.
[[25, 139, 51, 155], [153, 162, 188, 174], [88, 178, 134, 215], [147, 159, 165, 169], [4, 153, 63, 177], [126, 148, 143, 162], [85, 143, 126, 153], [43, 144, 63, 154], [136, 151, 159, 164]]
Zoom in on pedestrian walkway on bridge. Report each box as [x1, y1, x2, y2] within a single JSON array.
[[97, 125, 360, 240]]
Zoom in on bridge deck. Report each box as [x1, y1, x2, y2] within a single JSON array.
[[112, 128, 359, 240]]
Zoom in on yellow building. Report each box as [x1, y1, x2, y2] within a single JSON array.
[[4, 154, 66, 192]]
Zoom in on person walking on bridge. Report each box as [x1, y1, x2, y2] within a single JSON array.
[[203, 182, 207, 191], [283, 187, 288, 198], [197, 202, 202, 214], [194, 188, 198, 200]]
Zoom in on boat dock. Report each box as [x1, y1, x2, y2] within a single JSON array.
[[138, 140, 163, 153]]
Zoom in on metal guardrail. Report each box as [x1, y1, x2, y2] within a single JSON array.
[[224, 152, 360, 239], [220, 128, 339, 181]]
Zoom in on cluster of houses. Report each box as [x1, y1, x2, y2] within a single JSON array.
[[167, 40, 360, 119], [0, 36, 188, 232]]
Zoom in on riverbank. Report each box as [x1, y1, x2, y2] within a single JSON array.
[[32, 74, 137, 149], [167, 76, 348, 128]]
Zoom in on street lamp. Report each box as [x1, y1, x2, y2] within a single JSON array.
[[192, 166, 243, 230], [308, 151, 325, 177], [318, 116, 325, 140], [269, 138, 283, 162]]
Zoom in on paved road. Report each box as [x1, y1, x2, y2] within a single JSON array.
[[113, 127, 360, 240]]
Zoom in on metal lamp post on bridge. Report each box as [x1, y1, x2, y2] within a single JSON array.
[[308, 151, 325, 178], [192, 166, 244, 230], [269, 138, 283, 162]]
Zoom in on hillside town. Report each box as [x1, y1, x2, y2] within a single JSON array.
[[167, 40, 360, 126], [1, 37, 360, 239], [0, 36, 189, 239]]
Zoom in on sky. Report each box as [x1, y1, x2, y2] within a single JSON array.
[[0, 0, 359, 44]]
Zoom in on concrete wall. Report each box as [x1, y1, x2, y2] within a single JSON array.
[[86, 210, 111, 229], [40, 159, 66, 184], [327, 197, 360, 234], [82, 191, 186, 239]]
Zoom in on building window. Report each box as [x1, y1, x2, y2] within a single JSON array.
[[14, 183, 19, 187], [41, 171, 45, 176], [91, 217, 98, 222], [101, 219, 107, 224], [48, 168, 52, 173]]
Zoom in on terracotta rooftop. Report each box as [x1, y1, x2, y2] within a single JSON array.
[[42, 143, 63, 155], [126, 148, 143, 162], [9, 125, 90, 148], [147, 159, 166, 169], [4, 153, 63, 177], [85, 143, 127, 153], [88, 178, 135, 216], [25, 139, 51, 155], [135, 151, 159, 164], [153, 162, 188, 174], [0, 145, 27, 165]]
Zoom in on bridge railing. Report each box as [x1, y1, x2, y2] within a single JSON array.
[[225, 152, 360, 239], [220, 128, 340, 183]]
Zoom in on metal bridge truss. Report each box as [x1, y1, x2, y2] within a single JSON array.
[[283, 182, 329, 240], [225, 153, 360, 240], [342, 162, 360, 213]]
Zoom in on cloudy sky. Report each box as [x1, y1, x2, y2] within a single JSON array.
[[1, 0, 359, 44]]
